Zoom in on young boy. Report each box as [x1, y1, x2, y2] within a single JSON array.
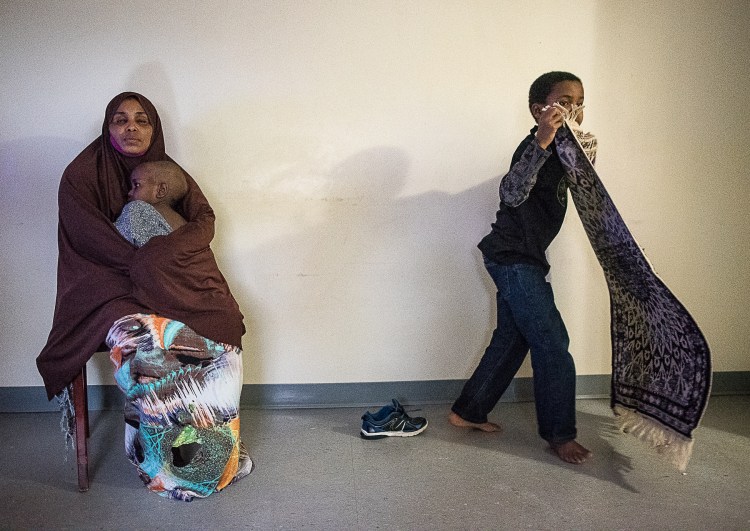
[[116, 160, 188, 247], [449, 71, 593, 464]]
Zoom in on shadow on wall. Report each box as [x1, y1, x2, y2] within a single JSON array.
[[193, 129, 504, 382], [42, 67, 509, 385], [0, 75, 523, 391], [1, 62, 214, 389], [0, 136, 80, 384], [3, 62, 187, 389]]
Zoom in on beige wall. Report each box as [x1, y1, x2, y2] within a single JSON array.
[[1, 0, 748, 388]]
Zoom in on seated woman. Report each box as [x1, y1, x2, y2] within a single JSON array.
[[37, 92, 252, 501]]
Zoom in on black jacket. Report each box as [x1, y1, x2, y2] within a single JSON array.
[[478, 126, 568, 273]]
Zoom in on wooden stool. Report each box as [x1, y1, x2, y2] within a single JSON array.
[[72, 366, 90, 492]]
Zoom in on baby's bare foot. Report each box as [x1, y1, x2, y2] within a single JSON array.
[[550, 440, 592, 464], [448, 411, 501, 433]]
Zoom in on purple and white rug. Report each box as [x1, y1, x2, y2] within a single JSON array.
[[555, 117, 711, 471]]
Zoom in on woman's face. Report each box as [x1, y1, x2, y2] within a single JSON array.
[[109, 98, 154, 156]]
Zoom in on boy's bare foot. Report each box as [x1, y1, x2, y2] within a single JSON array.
[[550, 440, 592, 464], [448, 411, 501, 433]]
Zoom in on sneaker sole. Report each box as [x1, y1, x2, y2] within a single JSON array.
[[360, 421, 428, 439]]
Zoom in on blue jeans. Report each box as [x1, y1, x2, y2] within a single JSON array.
[[452, 259, 577, 444]]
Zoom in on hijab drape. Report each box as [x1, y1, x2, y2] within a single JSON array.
[[37, 92, 245, 399]]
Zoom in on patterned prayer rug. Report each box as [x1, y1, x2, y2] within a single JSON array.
[[555, 114, 711, 471]]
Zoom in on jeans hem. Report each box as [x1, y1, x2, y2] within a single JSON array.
[[544, 434, 578, 446], [450, 405, 487, 425]]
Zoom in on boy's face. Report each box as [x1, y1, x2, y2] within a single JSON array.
[[533, 80, 585, 125], [128, 169, 161, 204]]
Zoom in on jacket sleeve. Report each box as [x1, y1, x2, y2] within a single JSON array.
[[499, 139, 552, 207]]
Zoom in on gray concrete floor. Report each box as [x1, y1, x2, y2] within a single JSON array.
[[1, 396, 748, 530]]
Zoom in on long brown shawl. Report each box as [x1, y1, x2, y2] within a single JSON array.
[[37, 92, 244, 399]]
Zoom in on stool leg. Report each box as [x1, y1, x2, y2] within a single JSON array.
[[72, 368, 89, 492]]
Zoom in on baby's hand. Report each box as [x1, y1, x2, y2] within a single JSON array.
[[536, 105, 565, 149]]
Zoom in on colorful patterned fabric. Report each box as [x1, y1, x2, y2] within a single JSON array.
[[107, 314, 253, 501], [555, 119, 711, 471]]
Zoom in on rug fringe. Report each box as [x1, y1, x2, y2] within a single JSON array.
[[613, 405, 694, 473], [55, 386, 75, 458]]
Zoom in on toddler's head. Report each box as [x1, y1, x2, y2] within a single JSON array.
[[128, 161, 188, 207]]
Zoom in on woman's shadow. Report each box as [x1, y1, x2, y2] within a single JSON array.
[[221, 143, 503, 387], [0, 136, 79, 386]]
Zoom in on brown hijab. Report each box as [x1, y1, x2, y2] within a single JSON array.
[[37, 92, 245, 399]]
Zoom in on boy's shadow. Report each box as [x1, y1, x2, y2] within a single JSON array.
[[200, 137, 502, 385]]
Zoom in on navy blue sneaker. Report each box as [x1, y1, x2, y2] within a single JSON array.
[[360, 399, 428, 439]]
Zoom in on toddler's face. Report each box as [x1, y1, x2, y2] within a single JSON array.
[[128, 170, 160, 204]]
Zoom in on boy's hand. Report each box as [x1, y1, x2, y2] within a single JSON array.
[[535, 105, 565, 149]]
